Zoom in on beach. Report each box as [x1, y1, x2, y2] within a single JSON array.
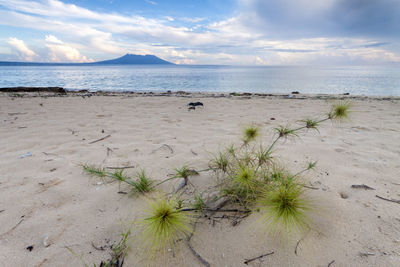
[[1, 92, 400, 266]]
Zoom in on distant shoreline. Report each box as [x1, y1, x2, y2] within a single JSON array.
[[1, 87, 399, 100]]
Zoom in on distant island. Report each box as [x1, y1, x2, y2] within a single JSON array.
[[0, 54, 174, 66]]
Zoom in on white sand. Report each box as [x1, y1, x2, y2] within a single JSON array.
[[0, 94, 399, 267]]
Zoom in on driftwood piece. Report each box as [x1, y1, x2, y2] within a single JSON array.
[[376, 195, 400, 204], [327, 260, 335, 267], [351, 184, 375, 190], [89, 134, 111, 144], [244, 251, 274, 265]]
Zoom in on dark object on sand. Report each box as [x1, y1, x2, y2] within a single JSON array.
[[351, 184, 375, 190], [270, 118, 276, 120], [0, 87, 66, 94], [188, 101, 204, 107], [26, 245, 34, 251], [291, 91, 300, 94], [188, 106, 196, 111], [343, 93, 350, 95]]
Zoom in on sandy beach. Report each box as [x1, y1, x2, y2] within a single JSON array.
[[1, 92, 399, 267]]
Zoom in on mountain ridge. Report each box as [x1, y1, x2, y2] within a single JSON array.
[[0, 54, 174, 66]]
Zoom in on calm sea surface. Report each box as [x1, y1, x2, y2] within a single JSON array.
[[0, 65, 399, 96]]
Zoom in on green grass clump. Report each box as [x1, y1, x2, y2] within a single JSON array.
[[210, 151, 229, 173], [173, 166, 198, 179], [138, 195, 192, 257], [131, 170, 154, 194], [259, 181, 312, 235]]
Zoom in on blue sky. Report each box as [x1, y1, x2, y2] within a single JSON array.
[[0, 0, 399, 65]]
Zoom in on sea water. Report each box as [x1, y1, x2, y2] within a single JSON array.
[[0, 65, 399, 96]]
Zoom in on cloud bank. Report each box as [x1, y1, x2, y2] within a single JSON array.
[[0, 0, 399, 64]]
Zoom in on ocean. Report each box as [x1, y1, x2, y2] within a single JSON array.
[[0, 65, 399, 96]]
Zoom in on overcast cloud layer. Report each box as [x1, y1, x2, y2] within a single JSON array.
[[0, 0, 399, 65]]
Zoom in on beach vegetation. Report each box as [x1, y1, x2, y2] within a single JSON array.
[[81, 101, 351, 263], [137, 195, 192, 257]]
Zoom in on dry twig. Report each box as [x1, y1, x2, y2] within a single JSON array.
[[376, 195, 400, 204], [244, 251, 274, 265], [89, 134, 111, 144]]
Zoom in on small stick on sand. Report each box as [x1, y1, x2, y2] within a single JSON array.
[[150, 144, 174, 154], [295, 229, 310, 255], [327, 260, 335, 267], [351, 184, 375, 190], [376, 195, 400, 204], [303, 185, 319, 190], [244, 251, 274, 265], [89, 134, 111, 144], [187, 242, 210, 267], [91, 241, 105, 251], [186, 219, 210, 267], [0, 218, 24, 238]]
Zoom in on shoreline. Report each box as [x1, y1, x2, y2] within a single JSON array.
[[1, 87, 399, 100]]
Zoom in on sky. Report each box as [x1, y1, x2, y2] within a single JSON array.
[[0, 0, 399, 65]]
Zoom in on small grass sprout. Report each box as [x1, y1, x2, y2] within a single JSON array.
[[192, 193, 206, 212], [306, 161, 317, 171], [138, 195, 192, 257], [259, 182, 312, 236], [82, 164, 106, 178], [111, 169, 130, 182], [243, 125, 260, 144]]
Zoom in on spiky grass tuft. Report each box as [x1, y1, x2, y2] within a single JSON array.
[[259, 181, 312, 236], [228, 165, 261, 203], [243, 125, 259, 144], [301, 118, 320, 132], [329, 101, 351, 120], [138, 195, 192, 257], [274, 125, 298, 138], [256, 145, 273, 166]]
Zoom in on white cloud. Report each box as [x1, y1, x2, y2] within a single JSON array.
[[7, 37, 37, 61], [45, 35, 93, 62], [45, 34, 63, 44]]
